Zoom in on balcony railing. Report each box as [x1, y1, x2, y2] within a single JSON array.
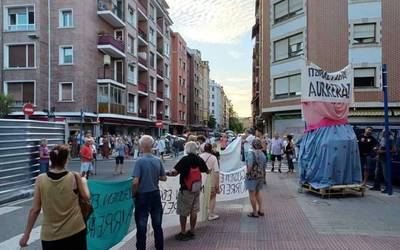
[[6, 24, 36, 32], [137, 1, 147, 15], [157, 69, 164, 77], [157, 23, 163, 33], [157, 91, 163, 99], [138, 56, 147, 66], [97, 0, 123, 20], [138, 110, 147, 118], [138, 83, 148, 92], [138, 28, 148, 42], [97, 67, 123, 83], [98, 34, 124, 52], [157, 48, 164, 55]]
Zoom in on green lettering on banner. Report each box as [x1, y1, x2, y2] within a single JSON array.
[[86, 178, 134, 250]]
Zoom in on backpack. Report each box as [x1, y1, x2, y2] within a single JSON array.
[[184, 166, 202, 192], [247, 151, 265, 180]]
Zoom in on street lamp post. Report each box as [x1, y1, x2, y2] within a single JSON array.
[[382, 64, 392, 196]]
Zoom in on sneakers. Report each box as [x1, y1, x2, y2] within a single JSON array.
[[208, 214, 220, 221], [175, 233, 190, 241]]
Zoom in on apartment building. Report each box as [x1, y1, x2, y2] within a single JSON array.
[[252, 0, 400, 136], [209, 80, 224, 129], [187, 48, 204, 129], [1, 0, 173, 136], [170, 31, 188, 134], [199, 61, 210, 127]]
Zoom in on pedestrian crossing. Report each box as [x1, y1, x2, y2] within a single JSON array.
[[0, 226, 41, 250]]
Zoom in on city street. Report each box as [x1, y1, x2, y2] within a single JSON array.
[[0, 155, 181, 250]]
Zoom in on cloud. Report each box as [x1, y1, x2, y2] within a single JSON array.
[[219, 81, 252, 117], [167, 0, 255, 44], [227, 51, 243, 59]]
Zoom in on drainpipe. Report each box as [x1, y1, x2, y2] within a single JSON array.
[[47, 0, 51, 112]]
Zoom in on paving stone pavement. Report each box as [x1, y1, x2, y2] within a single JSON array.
[[120, 172, 400, 250]]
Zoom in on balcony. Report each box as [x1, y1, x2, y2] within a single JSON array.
[[138, 109, 147, 118], [157, 91, 163, 99], [98, 34, 126, 58], [138, 53, 148, 69], [97, 67, 124, 87], [138, 83, 148, 93], [157, 23, 163, 34], [98, 103, 125, 115], [97, 0, 125, 28], [157, 114, 163, 120], [138, 28, 148, 44], [137, 1, 147, 16], [6, 24, 36, 32], [157, 69, 164, 78]]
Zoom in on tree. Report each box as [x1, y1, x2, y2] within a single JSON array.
[[0, 93, 13, 118], [228, 104, 244, 132], [208, 115, 216, 129]]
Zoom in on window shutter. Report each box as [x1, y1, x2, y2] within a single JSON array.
[[289, 0, 303, 12], [274, 1, 288, 19], [274, 39, 288, 61], [274, 77, 289, 95], [354, 68, 375, 78], [354, 24, 375, 38]]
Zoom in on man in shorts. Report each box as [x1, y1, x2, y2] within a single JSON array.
[[80, 138, 93, 177], [270, 132, 284, 173], [167, 142, 210, 241]]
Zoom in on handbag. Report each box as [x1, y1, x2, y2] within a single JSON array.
[[73, 173, 93, 221]]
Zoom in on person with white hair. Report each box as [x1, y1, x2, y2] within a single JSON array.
[[132, 135, 167, 250], [166, 141, 210, 241]]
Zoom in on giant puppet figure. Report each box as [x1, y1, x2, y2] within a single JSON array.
[[298, 63, 362, 189]]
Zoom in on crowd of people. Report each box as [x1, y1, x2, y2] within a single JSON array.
[[22, 125, 397, 249]]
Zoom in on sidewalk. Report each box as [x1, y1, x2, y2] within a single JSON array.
[[121, 172, 400, 250]]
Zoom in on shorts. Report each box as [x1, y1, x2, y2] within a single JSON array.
[[245, 179, 264, 192], [80, 162, 93, 172], [176, 190, 200, 217], [115, 156, 124, 164], [271, 154, 282, 162]]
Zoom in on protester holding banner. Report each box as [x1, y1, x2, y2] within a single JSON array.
[[167, 141, 210, 241], [132, 135, 167, 250], [200, 143, 220, 221], [245, 138, 266, 218], [20, 144, 90, 249]]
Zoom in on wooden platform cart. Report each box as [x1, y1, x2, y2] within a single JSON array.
[[301, 183, 366, 198]]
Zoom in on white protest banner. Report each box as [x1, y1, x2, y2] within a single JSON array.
[[159, 173, 209, 228], [217, 166, 248, 202], [301, 63, 353, 103], [219, 137, 244, 172]]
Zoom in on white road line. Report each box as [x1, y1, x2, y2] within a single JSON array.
[[1, 198, 33, 208], [0, 226, 41, 250], [110, 229, 137, 250], [0, 206, 22, 216]]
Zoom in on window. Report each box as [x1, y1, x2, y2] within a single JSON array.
[[128, 93, 137, 113], [59, 9, 73, 28], [212, 95, 214, 99], [165, 105, 170, 117], [127, 6, 136, 27], [5, 81, 35, 106], [212, 102, 214, 107], [179, 93, 182, 102], [149, 4, 155, 20], [128, 65, 137, 84], [182, 79, 186, 88], [59, 46, 73, 65], [274, 74, 301, 99], [5, 6, 35, 31], [165, 84, 170, 98], [58, 82, 73, 101], [149, 28, 156, 44], [164, 41, 170, 57], [150, 52, 155, 68], [183, 95, 186, 104], [4, 44, 35, 68], [353, 23, 376, 44], [183, 62, 186, 70], [274, 0, 303, 24], [98, 85, 109, 103], [110, 86, 125, 105], [354, 68, 376, 88], [212, 110, 214, 114], [164, 63, 169, 78], [128, 35, 135, 54], [274, 33, 303, 61], [150, 100, 155, 116], [150, 76, 156, 92]]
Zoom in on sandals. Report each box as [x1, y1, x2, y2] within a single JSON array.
[[247, 213, 259, 218]]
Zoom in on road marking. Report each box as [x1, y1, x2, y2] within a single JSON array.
[[0, 226, 41, 250], [0, 206, 22, 216], [110, 229, 137, 250], [1, 198, 33, 208]]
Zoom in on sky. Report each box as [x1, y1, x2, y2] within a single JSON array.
[[166, 0, 255, 117]]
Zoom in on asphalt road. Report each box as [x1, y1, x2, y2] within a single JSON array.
[[0, 154, 180, 250]]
